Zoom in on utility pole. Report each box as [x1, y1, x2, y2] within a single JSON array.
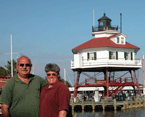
[[6, 35, 18, 77]]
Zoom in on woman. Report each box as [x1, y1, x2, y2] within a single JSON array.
[[40, 63, 70, 117]]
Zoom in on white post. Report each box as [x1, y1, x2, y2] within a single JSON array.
[[64, 68, 66, 84], [32, 60, 35, 74], [10, 35, 13, 77], [94, 88, 99, 102], [143, 54, 145, 96]]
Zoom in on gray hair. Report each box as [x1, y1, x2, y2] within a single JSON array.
[[45, 63, 60, 74]]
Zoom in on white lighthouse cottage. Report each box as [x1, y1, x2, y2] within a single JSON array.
[[71, 13, 142, 99]]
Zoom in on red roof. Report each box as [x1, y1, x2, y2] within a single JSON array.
[[109, 33, 121, 38], [72, 37, 140, 51]]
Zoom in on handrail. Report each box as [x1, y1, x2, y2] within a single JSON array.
[[125, 77, 133, 83], [111, 77, 122, 83]]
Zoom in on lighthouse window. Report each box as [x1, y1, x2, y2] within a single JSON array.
[[87, 52, 97, 60], [131, 52, 133, 60], [90, 53, 94, 60], [94, 52, 97, 60], [106, 20, 110, 26], [117, 37, 119, 43], [121, 37, 124, 44], [87, 53, 89, 60], [124, 52, 130, 60], [109, 51, 116, 59], [116, 51, 118, 60], [100, 22, 103, 26]]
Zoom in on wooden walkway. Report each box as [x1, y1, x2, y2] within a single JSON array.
[[0, 96, 145, 115], [70, 96, 145, 111]]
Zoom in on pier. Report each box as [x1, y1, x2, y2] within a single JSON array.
[[70, 96, 145, 112], [0, 96, 144, 116]]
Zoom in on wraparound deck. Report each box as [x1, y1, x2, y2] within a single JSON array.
[[71, 58, 142, 70]]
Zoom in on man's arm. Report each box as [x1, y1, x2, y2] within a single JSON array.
[[58, 110, 67, 117], [40, 76, 48, 88], [1, 104, 9, 117]]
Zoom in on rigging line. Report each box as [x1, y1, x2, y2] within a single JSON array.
[[93, 72, 102, 76], [115, 73, 121, 77], [82, 72, 96, 79], [65, 70, 73, 86], [95, 72, 103, 77], [66, 73, 73, 86]]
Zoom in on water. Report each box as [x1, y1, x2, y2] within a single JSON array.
[[72, 108, 145, 117], [0, 108, 144, 117]]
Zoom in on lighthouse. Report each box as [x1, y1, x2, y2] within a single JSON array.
[[71, 13, 142, 99]]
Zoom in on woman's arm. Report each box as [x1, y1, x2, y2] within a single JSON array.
[[58, 110, 67, 117]]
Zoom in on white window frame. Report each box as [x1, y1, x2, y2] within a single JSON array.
[[109, 51, 116, 59], [111, 52, 116, 59], [121, 37, 124, 44], [89, 53, 94, 60], [125, 52, 131, 60], [87, 52, 97, 60], [117, 37, 119, 43]]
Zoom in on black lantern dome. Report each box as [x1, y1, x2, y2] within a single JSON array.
[[92, 13, 118, 32]]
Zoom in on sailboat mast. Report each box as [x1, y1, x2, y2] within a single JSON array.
[[32, 60, 35, 74], [10, 35, 13, 77], [64, 68, 66, 84]]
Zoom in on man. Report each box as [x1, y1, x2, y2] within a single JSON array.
[[40, 63, 71, 117], [1, 56, 46, 117]]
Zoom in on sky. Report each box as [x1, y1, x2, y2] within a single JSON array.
[[0, 0, 145, 85]]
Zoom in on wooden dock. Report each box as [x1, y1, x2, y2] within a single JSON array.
[[0, 96, 145, 115], [70, 96, 145, 111]]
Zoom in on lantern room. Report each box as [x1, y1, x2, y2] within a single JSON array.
[[92, 13, 118, 32]]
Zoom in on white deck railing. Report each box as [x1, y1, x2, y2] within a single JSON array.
[[71, 58, 142, 68]]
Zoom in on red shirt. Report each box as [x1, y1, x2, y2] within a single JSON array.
[[40, 80, 70, 117]]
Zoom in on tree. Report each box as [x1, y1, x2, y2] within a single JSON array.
[[0, 67, 7, 76], [60, 78, 72, 87], [5, 59, 17, 76]]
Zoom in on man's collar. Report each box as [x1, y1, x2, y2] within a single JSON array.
[[14, 74, 34, 83]]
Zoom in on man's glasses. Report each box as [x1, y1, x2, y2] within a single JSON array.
[[19, 64, 32, 67], [46, 73, 57, 77]]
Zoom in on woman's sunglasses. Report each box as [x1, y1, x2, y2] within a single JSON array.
[[46, 73, 57, 77]]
